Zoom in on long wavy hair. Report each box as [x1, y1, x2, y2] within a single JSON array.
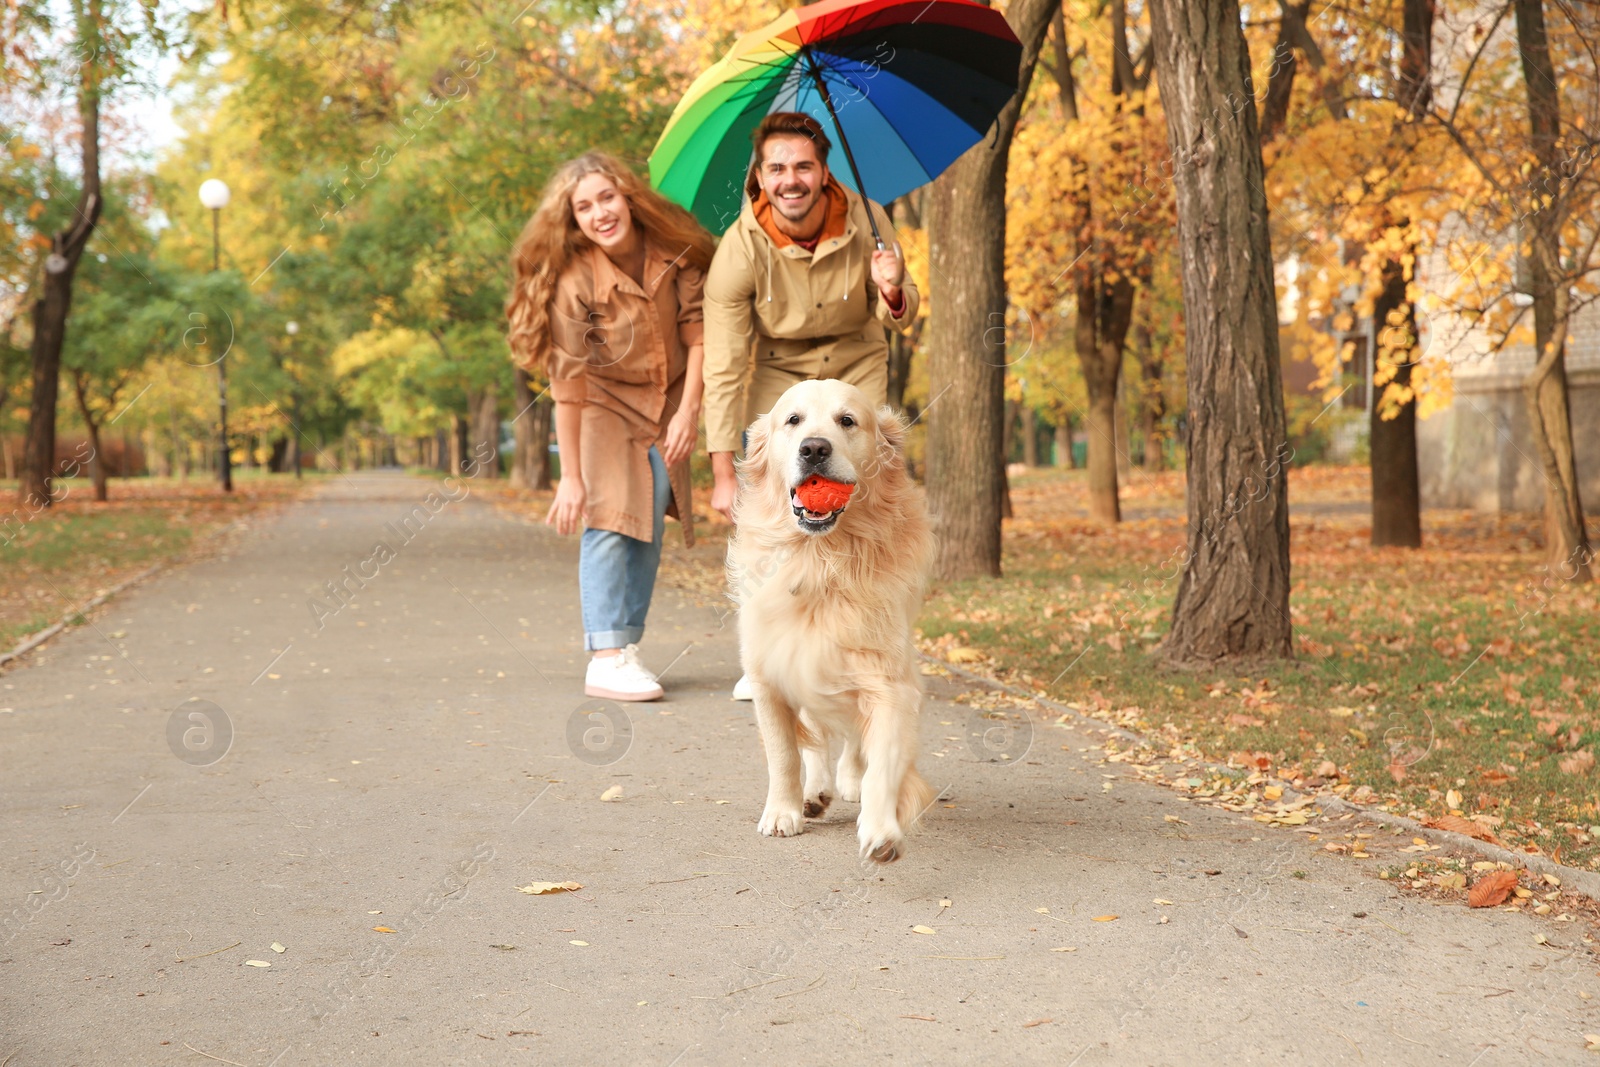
[[506, 152, 715, 371]]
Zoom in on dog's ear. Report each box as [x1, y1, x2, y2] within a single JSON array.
[[864, 404, 907, 483], [875, 405, 907, 454]]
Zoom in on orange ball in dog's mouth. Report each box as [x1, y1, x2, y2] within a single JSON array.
[[791, 474, 855, 527]]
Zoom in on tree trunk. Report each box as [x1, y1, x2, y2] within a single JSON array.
[[509, 368, 540, 489], [19, 0, 103, 508], [1055, 419, 1074, 469], [1369, 257, 1422, 547], [1514, 0, 1592, 580], [268, 435, 289, 473], [1137, 319, 1165, 470], [1115, 359, 1132, 481], [886, 328, 915, 415], [450, 414, 467, 475], [1021, 404, 1038, 467], [468, 383, 500, 478], [924, 0, 1057, 580], [1367, 0, 1432, 549], [1077, 271, 1134, 523], [886, 195, 921, 414], [529, 395, 553, 490], [1149, 0, 1294, 662], [1063, 0, 1141, 524], [1002, 397, 1017, 463], [68, 372, 107, 502]]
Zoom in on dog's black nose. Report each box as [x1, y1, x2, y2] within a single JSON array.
[[797, 437, 832, 466]]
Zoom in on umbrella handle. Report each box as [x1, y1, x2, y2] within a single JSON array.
[[802, 48, 886, 251]]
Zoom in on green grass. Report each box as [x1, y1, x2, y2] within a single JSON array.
[[916, 466, 1600, 870]]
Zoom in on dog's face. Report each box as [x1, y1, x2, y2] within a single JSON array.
[[747, 379, 901, 536]]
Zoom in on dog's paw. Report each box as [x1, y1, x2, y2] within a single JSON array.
[[858, 825, 905, 864], [758, 806, 805, 838], [803, 791, 832, 818], [836, 780, 861, 804], [857, 831, 908, 870]]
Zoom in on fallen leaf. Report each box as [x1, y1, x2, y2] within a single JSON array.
[[945, 647, 985, 664], [1559, 750, 1595, 775], [1034, 907, 1050, 914], [372, 926, 396, 933], [243, 960, 271, 968], [490, 944, 517, 951], [517, 882, 582, 895], [1423, 814, 1500, 844], [1468, 870, 1519, 908], [270, 942, 286, 953], [1022, 1018, 1054, 1028], [569, 940, 588, 946], [600, 785, 623, 802], [911, 925, 937, 935], [1446, 789, 1463, 810], [1092, 915, 1119, 922], [1153, 899, 1174, 906], [1584, 1034, 1600, 1052], [1050, 946, 1078, 952]]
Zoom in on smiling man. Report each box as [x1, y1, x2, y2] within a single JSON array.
[[703, 112, 920, 527]]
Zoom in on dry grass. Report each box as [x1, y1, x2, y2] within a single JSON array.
[[0, 472, 308, 649]]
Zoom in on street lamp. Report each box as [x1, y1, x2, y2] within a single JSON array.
[[285, 321, 302, 480], [198, 178, 232, 492]]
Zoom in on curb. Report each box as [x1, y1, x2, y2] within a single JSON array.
[[0, 563, 166, 670], [922, 652, 1600, 903]]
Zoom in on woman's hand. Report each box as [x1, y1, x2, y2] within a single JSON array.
[[546, 477, 586, 535], [662, 403, 699, 467]]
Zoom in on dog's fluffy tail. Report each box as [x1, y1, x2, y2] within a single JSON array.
[[898, 766, 936, 832]]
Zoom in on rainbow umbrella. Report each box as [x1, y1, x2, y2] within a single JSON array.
[[648, 0, 1022, 244]]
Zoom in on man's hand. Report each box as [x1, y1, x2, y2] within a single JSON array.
[[662, 402, 699, 467], [870, 244, 905, 295], [546, 478, 586, 536], [711, 451, 738, 525]]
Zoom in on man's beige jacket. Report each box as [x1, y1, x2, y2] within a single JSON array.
[[702, 183, 920, 454]]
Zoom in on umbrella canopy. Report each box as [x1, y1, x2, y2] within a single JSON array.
[[649, 0, 1022, 236]]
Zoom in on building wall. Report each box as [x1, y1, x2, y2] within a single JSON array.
[[1417, 300, 1600, 513]]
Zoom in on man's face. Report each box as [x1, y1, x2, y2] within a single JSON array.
[[759, 134, 827, 228]]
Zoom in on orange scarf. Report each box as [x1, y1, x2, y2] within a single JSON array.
[[752, 177, 849, 250]]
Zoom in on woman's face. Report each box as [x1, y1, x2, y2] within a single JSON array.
[[570, 173, 635, 253]]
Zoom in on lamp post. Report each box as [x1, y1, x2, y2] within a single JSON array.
[[198, 178, 232, 493], [285, 320, 302, 480]]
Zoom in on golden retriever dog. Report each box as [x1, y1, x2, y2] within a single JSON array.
[[728, 379, 936, 863]]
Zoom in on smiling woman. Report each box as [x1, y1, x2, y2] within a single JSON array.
[[505, 153, 716, 702]]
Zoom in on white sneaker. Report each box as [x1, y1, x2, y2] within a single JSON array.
[[586, 644, 663, 701], [731, 673, 754, 701]]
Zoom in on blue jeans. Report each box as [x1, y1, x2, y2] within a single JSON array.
[[580, 445, 671, 651]]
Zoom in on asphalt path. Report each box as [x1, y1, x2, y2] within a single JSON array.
[[2, 472, 1595, 1065]]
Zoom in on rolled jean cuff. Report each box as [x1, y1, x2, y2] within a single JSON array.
[[585, 627, 644, 652]]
